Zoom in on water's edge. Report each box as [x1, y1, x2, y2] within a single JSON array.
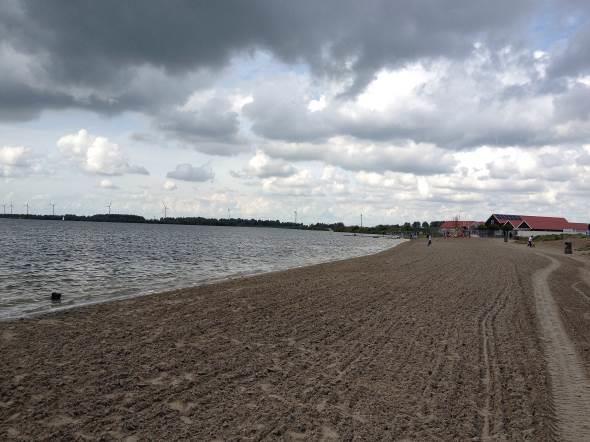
[[2, 239, 407, 322]]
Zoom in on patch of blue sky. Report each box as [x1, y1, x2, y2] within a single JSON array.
[[18, 109, 148, 139], [528, 0, 588, 50], [224, 49, 310, 85]]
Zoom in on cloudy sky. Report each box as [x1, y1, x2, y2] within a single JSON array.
[[1, 0, 590, 225]]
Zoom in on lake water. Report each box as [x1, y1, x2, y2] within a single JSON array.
[[0, 219, 402, 320]]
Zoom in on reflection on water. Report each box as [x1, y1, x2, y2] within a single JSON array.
[[0, 219, 401, 319]]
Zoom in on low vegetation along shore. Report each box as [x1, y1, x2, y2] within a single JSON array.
[[2, 238, 590, 440]]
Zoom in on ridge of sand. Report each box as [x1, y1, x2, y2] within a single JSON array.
[[532, 250, 590, 441]]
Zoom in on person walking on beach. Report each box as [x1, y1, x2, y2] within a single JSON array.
[[427, 234, 432, 247]]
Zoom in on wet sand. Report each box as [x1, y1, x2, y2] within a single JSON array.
[[1, 238, 590, 440]]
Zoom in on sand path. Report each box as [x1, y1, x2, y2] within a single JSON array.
[[532, 250, 590, 440]]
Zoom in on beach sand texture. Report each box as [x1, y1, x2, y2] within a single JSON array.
[[1, 238, 590, 440]]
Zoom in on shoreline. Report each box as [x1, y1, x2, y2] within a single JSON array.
[[2, 238, 590, 439], [0, 239, 406, 323]]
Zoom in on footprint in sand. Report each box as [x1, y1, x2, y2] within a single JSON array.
[[285, 430, 307, 440], [46, 415, 79, 427], [145, 372, 194, 386], [168, 401, 195, 414], [13, 374, 27, 384], [163, 299, 184, 305], [146, 372, 169, 385], [1, 331, 16, 341], [320, 425, 339, 441], [38, 319, 61, 326]]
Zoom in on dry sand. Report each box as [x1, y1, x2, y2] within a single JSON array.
[[1, 238, 590, 440], [527, 238, 590, 440]]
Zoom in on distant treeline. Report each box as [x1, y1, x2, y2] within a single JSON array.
[[0, 213, 306, 229], [0, 213, 147, 223], [308, 221, 444, 235], [0, 213, 446, 234], [156, 216, 301, 229]]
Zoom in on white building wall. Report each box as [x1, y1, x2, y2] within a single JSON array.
[[515, 229, 589, 237]]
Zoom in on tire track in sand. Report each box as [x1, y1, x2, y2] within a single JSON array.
[[571, 281, 590, 303], [532, 253, 590, 440], [479, 284, 509, 440]]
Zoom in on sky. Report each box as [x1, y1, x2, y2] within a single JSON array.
[[1, 0, 590, 226]]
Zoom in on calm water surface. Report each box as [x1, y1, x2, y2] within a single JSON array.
[[0, 219, 402, 319]]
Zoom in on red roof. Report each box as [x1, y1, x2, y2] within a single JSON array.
[[503, 220, 521, 228], [488, 213, 588, 231], [489, 214, 522, 224], [440, 220, 483, 229], [566, 222, 589, 232], [517, 216, 569, 231]]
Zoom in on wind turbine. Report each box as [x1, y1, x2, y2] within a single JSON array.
[[50, 202, 55, 216], [9, 201, 13, 215], [294, 210, 297, 224], [107, 201, 112, 215], [162, 201, 168, 219], [2, 203, 5, 215], [25, 202, 29, 216]]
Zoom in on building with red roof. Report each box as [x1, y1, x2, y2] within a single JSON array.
[[565, 222, 590, 233], [485, 214, 522, 227], [439, 220, 484, 236], [439, 220, 483, 230], [485, 213, 589, 235], [517, 216, 569, 231]]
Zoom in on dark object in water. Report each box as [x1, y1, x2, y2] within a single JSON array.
[[51, 292, 62, 301]]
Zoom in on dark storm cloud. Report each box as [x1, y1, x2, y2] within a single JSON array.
[[553, 83, 590, 121], [0, 81, 73, 121], [0, 77, 148, 120], [155, 94, 251, 156], [157, 103, 239, 144], [548, 28, 590, 79], [1, 0, 536, 119]]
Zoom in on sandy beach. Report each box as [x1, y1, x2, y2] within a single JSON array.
[[2, 238, 590, 440]]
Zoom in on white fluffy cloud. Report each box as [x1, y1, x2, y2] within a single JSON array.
[[98, 179, 119, 189], [58, 129, 149, 176], [262, 138, 455, 175], [242, 47, 566, 151], [0, 145, 30, 166], [166, 163, 214, 182], [0, 145, 36, 177], [234, 150, 298, 179], [163, 180, 177, 191]]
